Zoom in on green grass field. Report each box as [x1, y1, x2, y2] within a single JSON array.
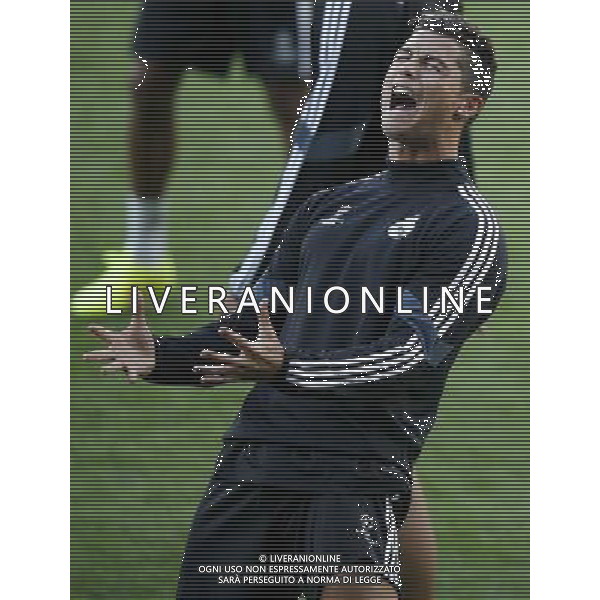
[[71, 2, 529, 598]]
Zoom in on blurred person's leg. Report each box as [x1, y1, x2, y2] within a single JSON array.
[[243, 1, 311, 142], [73, 1, 309, 315], [72, 1, 198, 314], [71, 56, 182, 315], [128, 59, 184, 264], [263, 80, 309, 143]]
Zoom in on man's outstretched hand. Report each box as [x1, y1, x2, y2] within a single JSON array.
[[83, 295, 155, 383], [195, 301, 284, 386]]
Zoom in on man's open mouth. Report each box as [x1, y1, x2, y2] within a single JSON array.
[[390, 86, 418, 110]]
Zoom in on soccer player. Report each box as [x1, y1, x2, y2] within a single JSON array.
[[85, 8, 501, 600], [73, 0, 311, 313]]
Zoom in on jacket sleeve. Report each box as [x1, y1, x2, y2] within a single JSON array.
[[275, 199, 505, 392], [143, 311, 258, 386], [143, 192, 327, 386]]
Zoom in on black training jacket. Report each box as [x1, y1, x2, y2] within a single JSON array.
[[146, 160, 506, 464]]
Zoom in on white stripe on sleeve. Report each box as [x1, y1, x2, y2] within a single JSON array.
[[286, 184, 501, 388]]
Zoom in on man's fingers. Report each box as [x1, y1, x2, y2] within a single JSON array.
[[88, 325, 115, 340], [100, 362, 140, 383], [83, 349, 116, 362], [101, 362, 128, 375], [125, 370, 140, 384], [258, 301, 273, 328], [218, 328, 255, 353], [224, 295, 239, 313], [219, 328, 279, 367], [198, 349, 246, 366], [193, 363, 239, 375], [198, 374, 237, 387], [258, 304, 280, 344], [198, 349, 232, 361]]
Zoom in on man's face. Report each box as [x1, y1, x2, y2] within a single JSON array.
[[381, 30, 475, 143]]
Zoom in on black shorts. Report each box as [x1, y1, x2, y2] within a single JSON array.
[[134, 1, 306, 83], [177, 442, 413, 599]]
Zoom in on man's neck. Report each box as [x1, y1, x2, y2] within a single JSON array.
[[387, 138, 460, 162]]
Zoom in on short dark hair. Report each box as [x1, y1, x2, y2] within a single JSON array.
[[412, 10, 497, 98]]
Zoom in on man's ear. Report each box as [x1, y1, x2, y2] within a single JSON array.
[[453, 96, 485, 121]]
